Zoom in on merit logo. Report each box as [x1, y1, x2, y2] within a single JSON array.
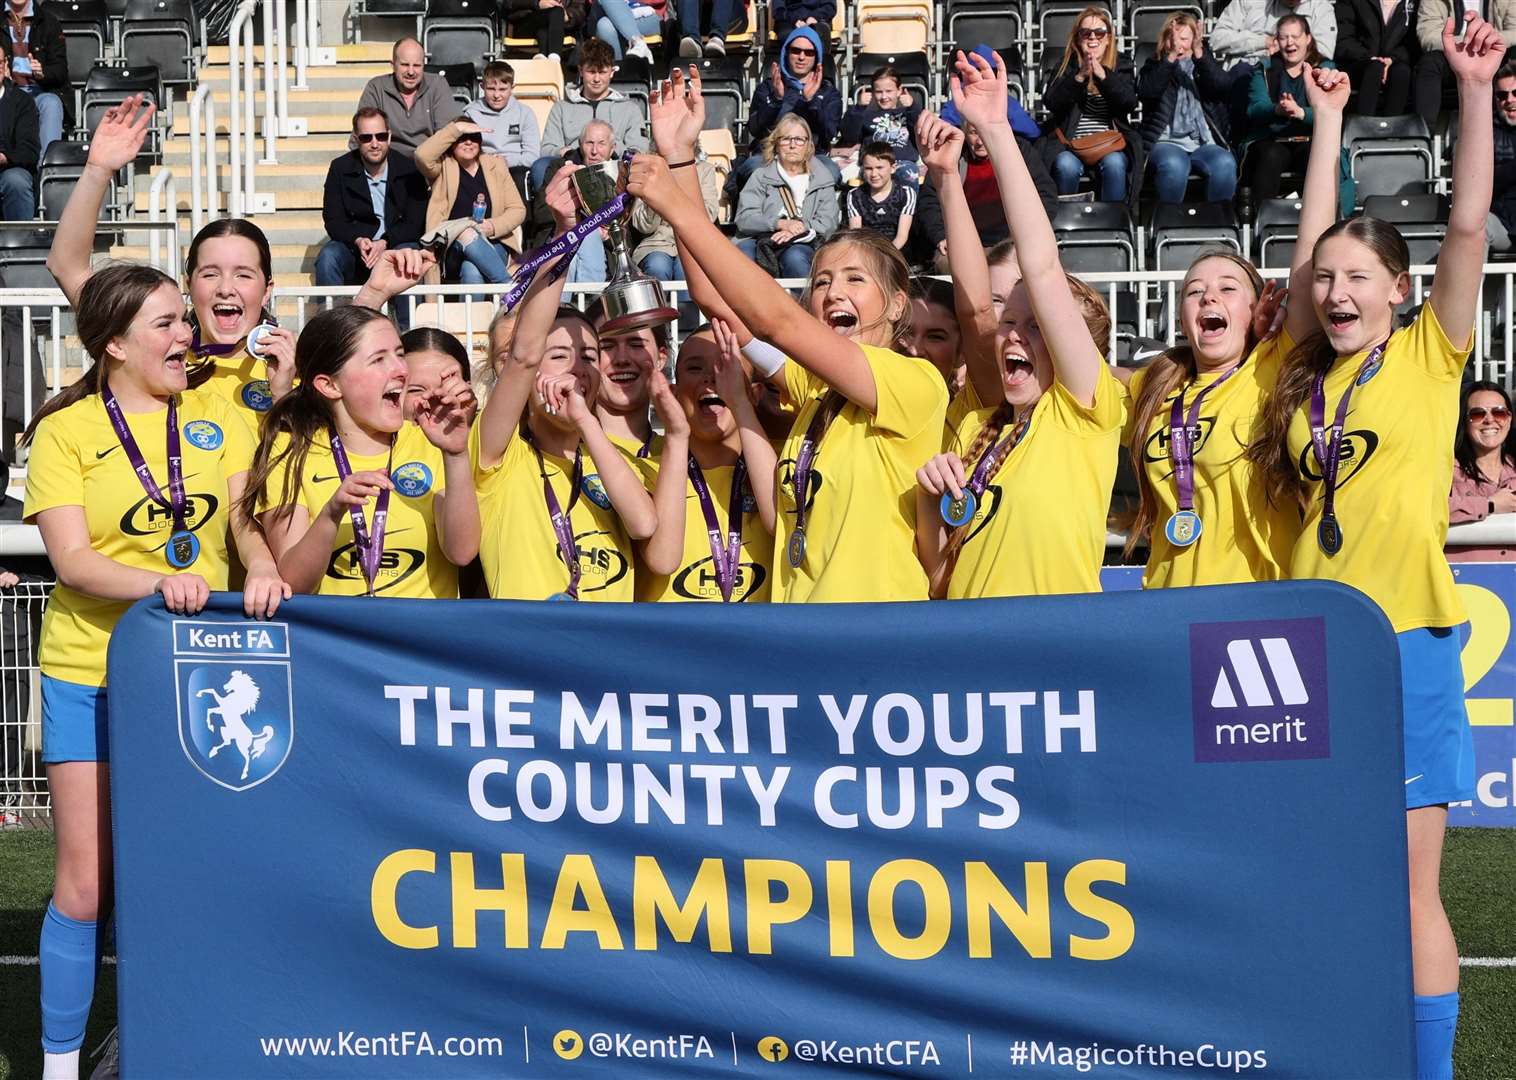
[[1190, 617, 1329, 763]]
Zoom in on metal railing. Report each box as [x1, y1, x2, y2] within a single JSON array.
[[0, 581, 52, 824], [227, 0, 259, 216], [147, 169, 180, 280], [188, 84, 219, 235]]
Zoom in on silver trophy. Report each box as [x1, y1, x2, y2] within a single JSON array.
[[572, 160, 679, 336]]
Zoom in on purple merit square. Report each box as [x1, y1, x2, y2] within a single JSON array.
[[1190, 617, 1331, 763]]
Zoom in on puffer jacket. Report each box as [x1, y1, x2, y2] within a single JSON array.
[[1137, 51, 1233, 150]]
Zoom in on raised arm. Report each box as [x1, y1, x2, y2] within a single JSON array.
[[714, 319, 779, 533], [1285, 64, 1351, 344], [414, 369, 482, 566], [47, 95, 155, 306], [640, 372, 692, 574], [1429, 14, 1506, 347], [954, 50, 1103, 406]]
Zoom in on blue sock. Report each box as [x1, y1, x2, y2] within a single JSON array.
[[1414, 991, 1459, 1080], [39, 901, 99, 1054]]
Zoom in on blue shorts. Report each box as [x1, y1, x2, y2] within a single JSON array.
[[41, 675, 109, 764], [1399, 626, 1474, 809]]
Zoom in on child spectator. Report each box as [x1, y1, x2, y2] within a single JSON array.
[[463, 61, 541, 198], [847, 142, 916, 250], [838, 67, 924, 183]]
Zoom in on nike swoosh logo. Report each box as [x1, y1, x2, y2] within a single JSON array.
[[96, 446, 120, 459], [311, 474, 339, 484], [1405, 774, 1425, 785]]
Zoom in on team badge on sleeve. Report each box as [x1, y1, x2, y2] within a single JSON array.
[[183, 420, 225, 451], [240, 380, 274, 412], [392, 462, 434, 498], [581, 474, 613, 510]]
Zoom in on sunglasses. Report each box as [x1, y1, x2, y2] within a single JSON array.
[[1497, 88, 1516, 99], [1078, 26, 1110, 37], [1468, 405, 1513, 421], [356, 131, 390, 144], [787, 45, 816, 56]]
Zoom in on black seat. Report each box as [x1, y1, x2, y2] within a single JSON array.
[[1126, 1, 1203, 46], [48, 0, 109, 92], [685, 54, 747, 136], [1361, 193, 1449, 265], [1254, 196, 1303, 270], [850, 50, 930, 111], [82, 63, 160, 138], [38, 140, 91, 220], [119, 0, 194, 86], [945, 0, 1024, 60], [1051, 200, 1137, 274], [422, 0, 497, 74], [1344, 113, 1435, 202], [1034, 0, 1090, 73], [1150, 201, 1241, 271]]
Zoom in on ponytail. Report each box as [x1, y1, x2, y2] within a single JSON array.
[[1246, 330, 1336, 509], [941, 401, 1015, 578], [1122, 348, 1195, 558]]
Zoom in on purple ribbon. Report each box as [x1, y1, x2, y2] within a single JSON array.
[[534, 441, 585, 599], [329, 431, 393, 596], [1167, 362, 1242, 515], [687, 455, 748, 602], [790, 391, 844, 546], [101, 378, 189, 542], [966, 409, 1032, 502], [1307, 340, 1387, 550]]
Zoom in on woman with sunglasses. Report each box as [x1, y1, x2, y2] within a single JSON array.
[[1449, 381, 1515, 559], [414, 120, 527, 288], [1040, 8, 1142, 208]]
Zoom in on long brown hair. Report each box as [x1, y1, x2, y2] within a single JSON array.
[[238, 305, 395, 524], [1246, 217, 1410, 508], [1124, 250, 1264, 556], [803, 228, 914, 348], [1056, 7, 1117, 78], [22, 263, 180, 445]]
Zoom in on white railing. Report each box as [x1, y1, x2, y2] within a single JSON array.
[[261, 0, 278, 163], [227, 0, 258, 216], [188, 84, 218, 235], [293, 0, 310, 89], [147, 169, 181, 281]]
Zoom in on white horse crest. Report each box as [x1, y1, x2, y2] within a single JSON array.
[[197, 670, 276, 781]]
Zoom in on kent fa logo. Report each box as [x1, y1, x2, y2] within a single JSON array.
[[1190, 617, 1329, 763], [174, 622, 294, 791]]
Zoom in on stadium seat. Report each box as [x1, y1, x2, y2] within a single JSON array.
[[698, 127, 736, 222], [422, 0, 497, 74], [51, 0, 109, 100], [1150, 201, 1241, 272], [38, 141, 92, 221], [1254, 196, 1303, 271], [1036, 1, 1090, 73], [426, 62, 478, 107], [0, 229, 59, 288], [1050, 200, 1137, 274], [849, 51, 931, 111], [82, 63, 160, 140], [686, 54, 748, 137], [352, 0, 426, 40], [1344, 114, 1435, 202], [856, 0, 933, 55], [945, 1, 1024, 64], [510, 57, 565, 135], [1362, 193, 1449, 266], [118, 0, 195, 87], [1126, 1, 1204, 49]]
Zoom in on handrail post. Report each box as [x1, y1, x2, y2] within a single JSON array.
[[189, 83, 208, 233], [275, 0, 291, 132], [228, 4, 243, 214], [293, 0, 309, 89], [206, 96, 218, 219], [261, 0, 278, 162], [149, 168, 177, 278], [244, 2, 258, 207]]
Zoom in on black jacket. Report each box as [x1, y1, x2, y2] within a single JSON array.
[[321, 151, 430, 248], [1036, 61, 1146, 210], [1495, 118, 1516, 235], [746, 76, 844, 152], [1333, 0, 1417, 67], [0, 83, 41, 175], [0, 6, 71, 130], [1136, 52, 1233, 150]]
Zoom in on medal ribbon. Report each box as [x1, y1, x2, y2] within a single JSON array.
[[1167, 362, 1243, 515], [966, 409, 1033, 502], [687, 456, 748, 603], [533, 440, 586, 599], [790, 391, 845, 545], [328, 431, 394, 597], [1307, 341, 1387, 539], [101, 379, 191, 552]]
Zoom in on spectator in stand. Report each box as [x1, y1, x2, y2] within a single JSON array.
[[316, 108, 429, 288], [1493, 60, 1516, 250], [677, 0, 744, 56], [464, 61, 541, 199], [1139, 14, 1237, 205], [837, 66, 924, 184], [771, 0, 833, 33], [729, 25, 843, 198], [630, 158, 721, 281], [0, 62, 38, 219], [941, 45, 1042, 139], [532, 119, 619, 282], [1211, 0, 1338, 62], [1415, 1, 1516, 126], [1039, 8, 1141, 206], [503, 0, 586, 63], [356, 38, 461, 157], [1448, 381, 1516, 560], [592, 0, 662, 62], [733, 113, 838, 278], [1240, 15, 1355, 212], [1, 0, 68, 159], [534, 39, 649, 190], [1332, 0, 1415, 115], [415, 120, 527, 287], [847, 142, 915, 250]]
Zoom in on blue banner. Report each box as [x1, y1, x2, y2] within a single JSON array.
[[1445, 562, 1516, 827], [108, 584, 1414, 1078]]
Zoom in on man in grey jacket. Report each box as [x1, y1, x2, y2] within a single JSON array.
[[531, 39, 647, 192], [355, 38, 461, 158]]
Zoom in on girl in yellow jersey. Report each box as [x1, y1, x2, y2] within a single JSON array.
[[22, 264, 288, 1079], [912, 52, 1124, 599], [1248, 18, 1505, 1079], [242, 306, 481, 599], [472, 166, 658, 601], [639, 321, 778, 603], [1124, 66, 1349, 587], [628, 70, 948, 603]]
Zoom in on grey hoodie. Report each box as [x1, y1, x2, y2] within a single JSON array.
[[540, 85, 648, 158], [463, 95, 541, 168], [356, 73, 462, 157]]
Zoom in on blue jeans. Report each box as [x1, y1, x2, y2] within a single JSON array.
[[1051, 148, 1128, 202], [639, 251, 683, 281], [736, 237, 815, 278], [569, 227, 608, 283], [1149, 141, 1237, 204], [0, 167, 34, 220], [594, 0, 660, 56], [678, 0, 737, 40], [452, 235, 513, 284], [21, 88, 64, 160], [314, 238, 421, 326]]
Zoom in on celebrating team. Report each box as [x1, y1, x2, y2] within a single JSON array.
[[23, 14, 1504, 1080]]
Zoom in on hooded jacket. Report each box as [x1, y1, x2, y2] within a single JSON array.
[[463, 94, 541, 167], [541, 84, 648, 159], [745, 26, 844, 151], [356, 72, 462, 158], [1210, 0, 1339, 60]]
